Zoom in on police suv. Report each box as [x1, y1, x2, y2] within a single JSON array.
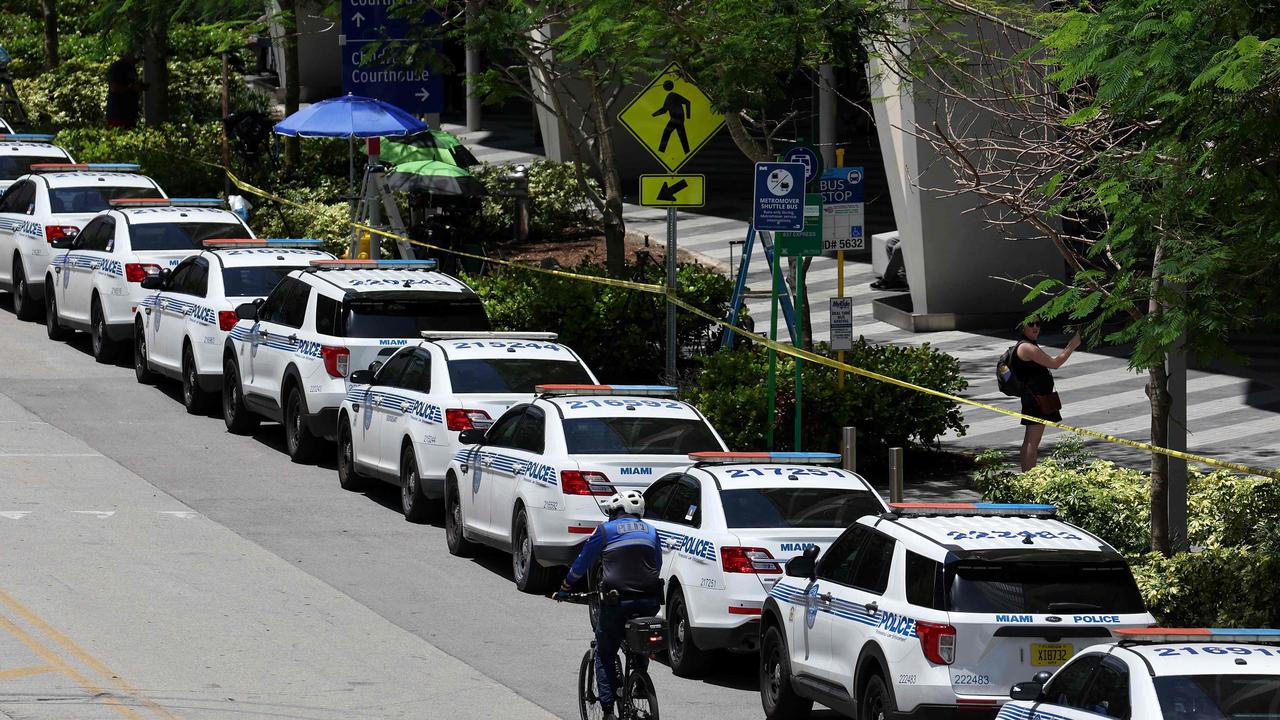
[[222, 259, 490, 463], [339, 332, 599, 523], [0, 162, 163, 321], [134, 239, 334, 413], [45, 197, 249, 362], [760, 503, 1154, 720], [999, 628, 1280, 719], [0, 134, 72, 191], [642, 451, 887, 677], [444, 384, 728, 593]]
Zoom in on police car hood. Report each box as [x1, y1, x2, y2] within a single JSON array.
[[729, 528, 846, 591]]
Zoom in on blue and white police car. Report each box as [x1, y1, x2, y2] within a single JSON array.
[[999, 627, 1280, 719], [222, 258, 491, 464], [339, 332, 599, 523], [445, 384, 728, 593], [641, 451, 887, 677], [45, 197, 249, 363], [0, 134, 72, 192], [0, 162, 163, 321], [134, 239, 334, 413], [760, 502, 1154, 720]]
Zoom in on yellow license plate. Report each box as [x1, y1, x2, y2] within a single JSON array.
[[1031, 643, 1073, 667]]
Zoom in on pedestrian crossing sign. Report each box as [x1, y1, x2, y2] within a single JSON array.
[[618, 62, 725, 172]]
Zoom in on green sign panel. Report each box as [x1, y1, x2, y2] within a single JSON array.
[[775, 193, 823, 256]]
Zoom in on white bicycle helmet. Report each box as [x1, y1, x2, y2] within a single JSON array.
[[603, 489, 645, 517]]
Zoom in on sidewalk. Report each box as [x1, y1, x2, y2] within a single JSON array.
[[444, 120, 1280, 483]]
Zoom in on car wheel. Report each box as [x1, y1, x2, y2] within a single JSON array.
[[512, 505, 555, 594], [399, 444, 434, 523], [760, 625, 812, 720], [44, 278, 68, 341], [133, 320, 156, 384], [668, 586, 713, 677], [182, 347, 209, 414], [222, 357, 260, 434], [444, 475, 476, 557], [336, 422, 367, 491], [90, 297, 117, 364], [284, 384, 320, 463], [12, 261, 37, 321], [859, 673, 894, 720]]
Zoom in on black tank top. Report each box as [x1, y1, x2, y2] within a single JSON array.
[[1010, 340, 1055, 395]]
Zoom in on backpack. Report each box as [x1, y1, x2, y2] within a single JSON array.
[[996, 341, 1026, 397]]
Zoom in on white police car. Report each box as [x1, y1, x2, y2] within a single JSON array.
[[760, 503, 1155, 720], [338, 332, 599, 523], [0, 134, 72, 192], [999, 628, 1280, 719], [134, 239, 334, 412], [0, 162, 163, 321], [445, 384, 728, 593], [45, 197, 250, 362], [222, 258, 491, 463], [642, 451, 888, 678]]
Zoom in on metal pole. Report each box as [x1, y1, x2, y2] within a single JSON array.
[[665, 207, 678, 384], [766, 241, 781, 450], [464, 0, 481, 132], [818, 63, 836, 168], [1168, 333, 1188, 552], [889, 447, 904, 503], [793, 253, 805, 451], [835, 148, 846, 390], [841, 427, 857, 472]]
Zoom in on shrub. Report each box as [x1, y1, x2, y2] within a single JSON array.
[[56, 123, 224, 196], [248, 187, 353, 257], [466, 261, 731, 383], [1130, 548, 1280, 627], [469, 161, 601, 240], [684, 340, 968, 456]]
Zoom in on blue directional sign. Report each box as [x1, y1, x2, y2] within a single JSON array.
[[340, 0, 444, 114], [753, 162, 807, 232], [783, 145, 823, 188]]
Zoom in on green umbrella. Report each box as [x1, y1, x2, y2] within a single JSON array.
[[386, 159, 486, 197], [379, 130, 479, 168]]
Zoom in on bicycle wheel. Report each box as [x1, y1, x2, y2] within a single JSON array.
[[578, 648, 605, 720], [623, 668, 659, 720]]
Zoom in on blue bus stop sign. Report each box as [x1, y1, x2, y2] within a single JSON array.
[[340, 0, 444, 114], [753, 162, 807, 232], [783, 145, 823, 189]]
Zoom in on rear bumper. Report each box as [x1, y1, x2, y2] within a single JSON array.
[[536, 539, 588, 567], [197, 372, 223, 393], [891, 705, 998, 720], [692, 618, 760, 652], [304, 406, 340, 441], [106, 321, 134, 342]]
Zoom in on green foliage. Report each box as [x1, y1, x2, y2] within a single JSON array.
[[1130, 549, 1280, 627], [56, 123, 223, 196], [248, 187, 353, 257], [685, 341, 968, 455], [14, 58, 111, 128], [466, 262, 732, 383], [469, 161, 601, 241]]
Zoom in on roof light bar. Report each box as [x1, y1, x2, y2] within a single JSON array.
[[1116, 628, 1280, 643], [166, 197, 226, 207], [203, 238, 324, 249], [309, 259, 439, 270], [535, 384, 678, 397], [32, 162, 141, 173], [689, 451, 842, 465], [109, 198, 172, 208], [0, 133, 57, 142], [889, 502, 1057, 517], [422, 331, 559, 340]]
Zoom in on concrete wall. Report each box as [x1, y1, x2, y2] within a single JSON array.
[[267, 0, 342, 103]]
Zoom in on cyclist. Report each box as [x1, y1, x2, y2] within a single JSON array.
[[557, 490, 663, 720]]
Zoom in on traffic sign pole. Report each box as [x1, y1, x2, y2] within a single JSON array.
[[794, 255, 805, 451], [666, 207, 678, 384], [766, 234, 780, 450], [836, 148, 846, 390]]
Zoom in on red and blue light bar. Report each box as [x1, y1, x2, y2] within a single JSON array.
[[309, 259, 438, 270], [166, 197, 227, 207], [689, 451, 842, 465], [110, 198, 224, 209], [535, 384, 678, 397], [203, 238, 324, 249], [889, 502, 1057, 517], [31, 162, 141, 172], [1116, 628, 1280, 643], [0, 133, 57, 142]]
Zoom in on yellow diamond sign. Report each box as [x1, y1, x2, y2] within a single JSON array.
[[618, 62, 725, 172]]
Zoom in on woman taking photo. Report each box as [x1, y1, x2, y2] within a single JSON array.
[[1011, 319, 1081, 470]]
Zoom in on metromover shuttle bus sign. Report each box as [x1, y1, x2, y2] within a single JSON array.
[[339, 0, 444, 114], [753, 162, 807, 232]]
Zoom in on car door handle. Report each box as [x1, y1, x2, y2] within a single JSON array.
[[257, 330, 269, 339], [818, 592, 833, 604], [287, 333, 298, 342], [401, 402, 412, 412], [865, 601, 878, 614]]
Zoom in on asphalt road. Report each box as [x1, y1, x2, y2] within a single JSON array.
[[0, 298, 773, 720]]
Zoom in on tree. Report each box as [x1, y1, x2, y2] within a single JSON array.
[[42, 0, 59, 69], [277, 0, 301, 170]]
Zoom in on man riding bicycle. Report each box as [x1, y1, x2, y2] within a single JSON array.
[[557, 490, 663, 720]]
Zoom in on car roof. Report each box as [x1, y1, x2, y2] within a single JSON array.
[[1116, 642, 1280, 677], [205, 247, 333, 268], [300, 268, 476, 295], [541, 395, 704, 420], [116, 206, 244, 225], [1, 143, 70, 156], [425, 337, 581, 362], [39, 172, 159, 189], [693, 463, 879, 492], [864, 513, 1114, 558]]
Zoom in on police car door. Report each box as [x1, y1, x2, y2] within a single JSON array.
[[1007, 652, 1125, 720], [823, 526, 897, 696], [796, 524, 889, 685], [151, 259, 198, 372], [489, 405, 547, 545], [0, 180, 36, 285], [469, 406, 529, 536], [642, 474, 681, 589], [369, 348, 417, 474], [64, 215, 113, 323], [246, 277, 309, 403]]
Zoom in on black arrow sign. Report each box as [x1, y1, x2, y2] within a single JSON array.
[[657, 179, 689, 202]]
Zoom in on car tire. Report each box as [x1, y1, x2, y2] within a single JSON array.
[[760, 625, 812, 720], [512, 505, 555, 594], [181, 346, 210, 414], [44, 277, 68, 340], [859, 673, 894, 720], [336, 421, 367, 491], [90, 297, 117, 364], [12, 261, 37, 322], [667, 586, 713, 678], [133, 320, 156, 384], [222, 357, 260, 435], [399, 444, 434, 523], [444, 475, 476, 557], [284, 384, 320, 463]]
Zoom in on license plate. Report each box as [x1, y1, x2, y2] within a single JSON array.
[[1031, 643, 1073, 667]]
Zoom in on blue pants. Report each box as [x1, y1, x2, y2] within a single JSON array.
[[595, 599, 661, 709]]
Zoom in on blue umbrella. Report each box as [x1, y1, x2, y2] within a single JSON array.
[[273, 94, 427, 138]]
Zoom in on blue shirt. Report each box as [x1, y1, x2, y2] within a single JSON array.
[[566, 514, 663, 596]]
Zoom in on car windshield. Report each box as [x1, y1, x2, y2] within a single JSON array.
[[720, 487, 884, 529], [947, 560, 1146, 614], [0, 154, 69, 179], [48, 185, 162, 214], [562, 416, 720, 455], [447, 358, 592, 393], [1153, 674, 1280, 718], [130, 222, 244, 251], [341, 299, 490, 338], [223, 265, 305, 298]]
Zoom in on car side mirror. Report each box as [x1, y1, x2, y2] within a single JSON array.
[[234, 302, 258, 321], [457, 429, 487, 445], [140, 275, 165, 290], [1009, 681, 1044, 701], [1032, 671, 1053, 684], [367, 360, 384, 375], [785, 543, 820, 579], [348, 369, 375, 385], [51, 237, 75, 249]]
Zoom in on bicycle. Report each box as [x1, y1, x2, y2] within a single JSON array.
[[555, 590, 664, 720]]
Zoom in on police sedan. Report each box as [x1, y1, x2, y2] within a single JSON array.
[[0, 134, 72, 191], [135, 239, 334, 413], [999, 627, 1280, 719], [445, 384, 728, 593], [644, 451, 887, 677]]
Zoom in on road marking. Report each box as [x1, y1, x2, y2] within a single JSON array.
[[158, 511, 198, 519], [0, 511, 30, 520], [0, 452, 101, 457], [0, 664, 56, 679], [70, 510, 116, 518]]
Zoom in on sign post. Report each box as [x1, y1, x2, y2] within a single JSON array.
[[339, 1, 444, 115], [822, 155, 864, 389], [775, 194, 823, 451]]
